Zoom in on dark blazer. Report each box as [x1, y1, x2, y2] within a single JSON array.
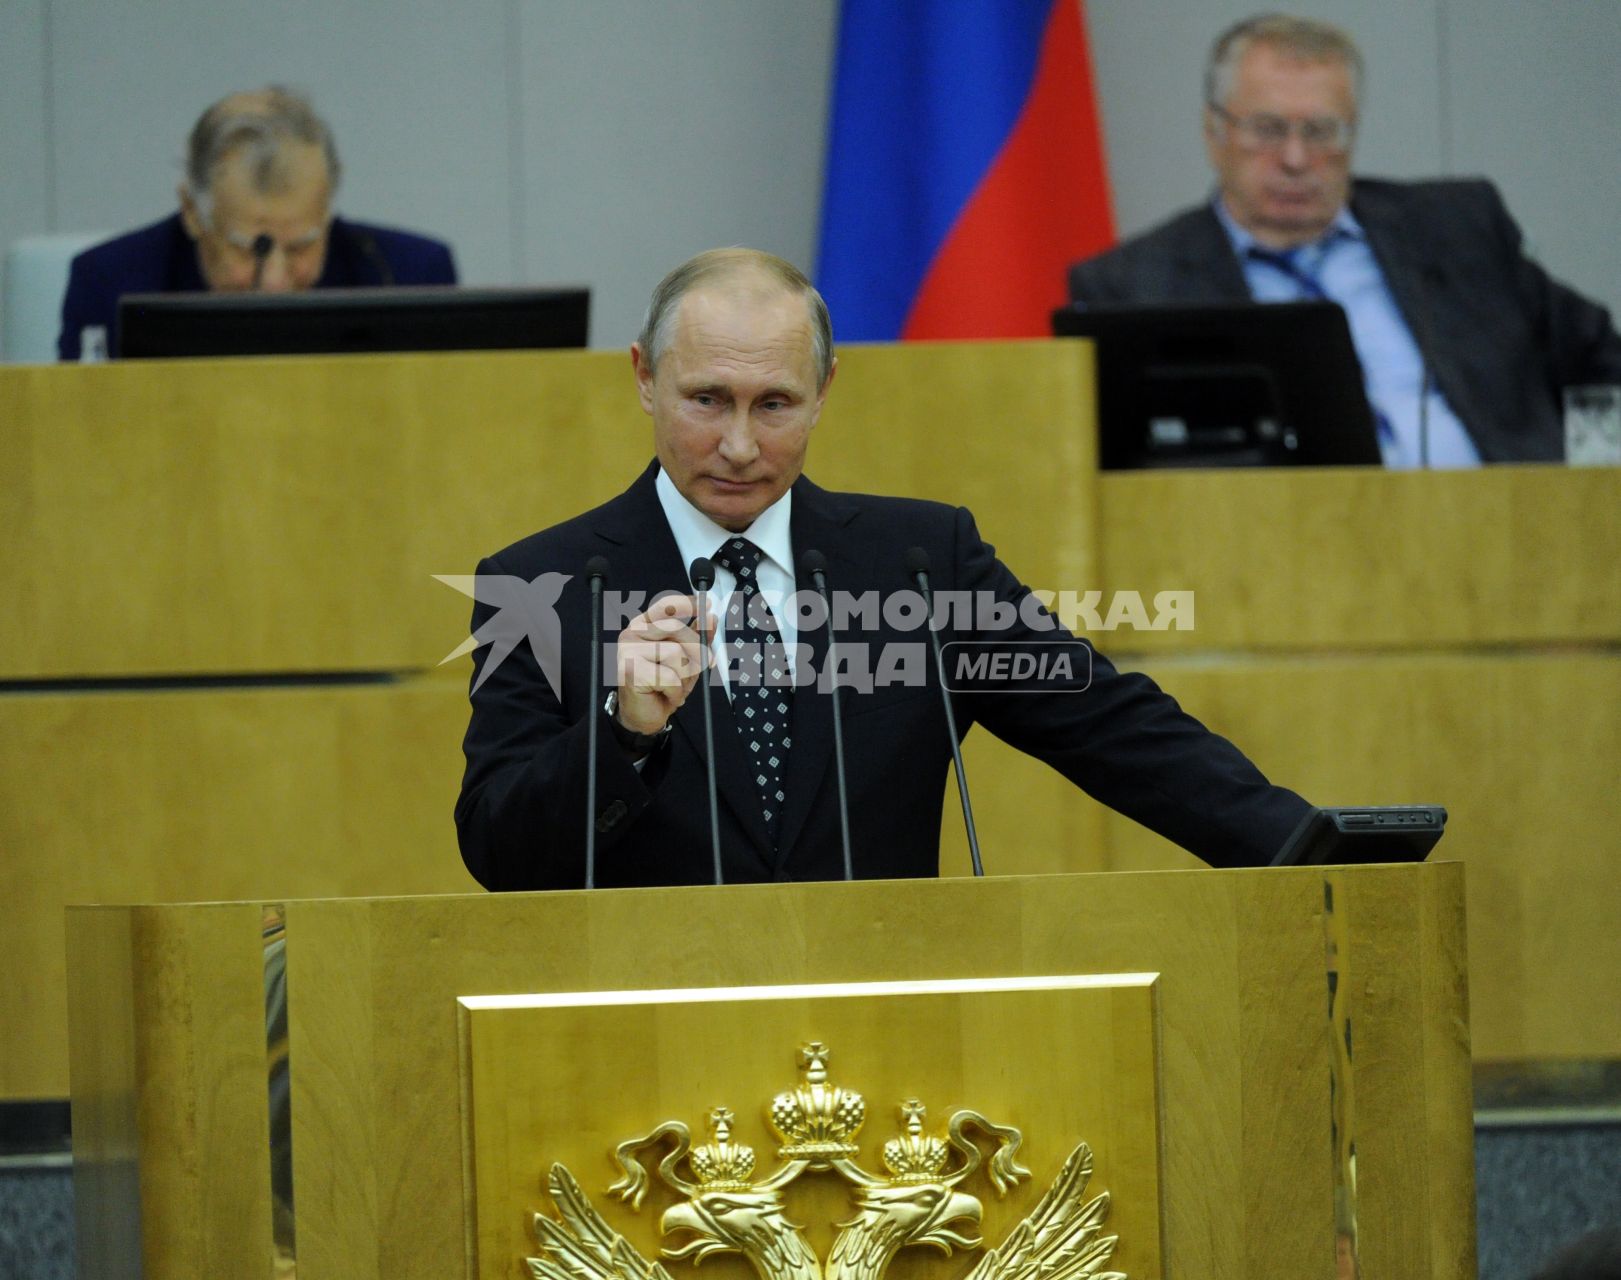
[[454, 463, 1311, 890], [57, 211, 458, 360], [1067, 178, 1621, 463]]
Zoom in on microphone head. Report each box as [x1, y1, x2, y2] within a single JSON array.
[[251, 233, 274, 260], [688, 557, 716, 591], [800, 549, 829, 577], [584, 555, 610, 583], [903, 546, 932, 577]]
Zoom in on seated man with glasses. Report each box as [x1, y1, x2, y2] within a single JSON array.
[[57, 86, 457, 361], [1067, 13, 1621, 466]]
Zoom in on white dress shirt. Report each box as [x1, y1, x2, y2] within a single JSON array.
[[654, 466, 799, 697]]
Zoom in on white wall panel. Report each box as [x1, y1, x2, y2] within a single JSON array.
[[45, 0, 515, 285], [14, 1, 1621, 347], [516, 0, 838, 349], [0, 0, 53, 348], [1440, 0, 1621, 317], [1088, 0, 1444, 240]]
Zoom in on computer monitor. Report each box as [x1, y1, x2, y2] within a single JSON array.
[[116, 285, 590, 358], [1051, 300, 1381, 469]]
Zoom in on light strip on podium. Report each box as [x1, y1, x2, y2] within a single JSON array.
[[459, 971, 1160, 1011]]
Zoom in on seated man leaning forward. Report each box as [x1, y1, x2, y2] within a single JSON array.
[[454, 248, 1312, 890], [1067, 13, 1621, 467], [58, 85, 457, 360]]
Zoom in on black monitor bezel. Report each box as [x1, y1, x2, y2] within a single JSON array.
[[116, 285, 590, 359]]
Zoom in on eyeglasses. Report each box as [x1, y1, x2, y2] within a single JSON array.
[[1208, 103, 1354, 155]]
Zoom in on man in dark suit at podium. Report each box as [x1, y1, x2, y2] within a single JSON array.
[[455, 248, 1311, 891], [58, 86, 456, 361], [1067, 14, 1621, 466]]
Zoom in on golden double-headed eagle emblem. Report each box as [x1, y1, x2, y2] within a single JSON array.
[[525, 1042, 1124, 1280]]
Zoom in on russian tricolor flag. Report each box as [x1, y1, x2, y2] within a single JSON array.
[[816, 0, 1115, 341]]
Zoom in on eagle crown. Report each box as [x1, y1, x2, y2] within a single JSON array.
[[768, 1041, 866, 1161], [689, 1107, 758, 1191], [881, 1100, 951, 1184]]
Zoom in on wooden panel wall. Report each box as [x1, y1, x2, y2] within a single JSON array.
[[0, 342, 1093, 679], [6, 343, 1617, 1099], [1087, 464, 1621, 1061], [1097, 468, 1621, 650]]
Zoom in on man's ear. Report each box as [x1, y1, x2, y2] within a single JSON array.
[[630, 342, 656, 415], [178, 185, 203, 241]]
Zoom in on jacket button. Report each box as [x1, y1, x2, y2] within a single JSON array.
[[595, 799, 629, 833]]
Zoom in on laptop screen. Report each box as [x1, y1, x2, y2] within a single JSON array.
[[1052, 300, 1381, 469]]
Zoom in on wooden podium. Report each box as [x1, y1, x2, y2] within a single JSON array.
[[66, 864, 1475, 1280]]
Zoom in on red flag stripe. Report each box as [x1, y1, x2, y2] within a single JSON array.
[[903, 0, 1115, 339]]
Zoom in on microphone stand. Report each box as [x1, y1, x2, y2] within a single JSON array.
[[905, 547, 984, 876], [583, 556, 609, 889], [250, 233, 274, 290], [688, 558, 724, 885], [801, 550, 853, 880]]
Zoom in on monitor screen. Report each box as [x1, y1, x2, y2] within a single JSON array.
[[1051, 300, 1381, 469], [116, 285, 590, 359]]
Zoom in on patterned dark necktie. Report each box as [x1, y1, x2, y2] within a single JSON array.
[[713, 537, 792, 845], [1245, 243, 1329, 300]]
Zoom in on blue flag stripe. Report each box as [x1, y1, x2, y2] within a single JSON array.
[[816, 0, 1056, 341]]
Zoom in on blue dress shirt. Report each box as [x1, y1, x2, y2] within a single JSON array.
[[1213, 198, 1481, 469]]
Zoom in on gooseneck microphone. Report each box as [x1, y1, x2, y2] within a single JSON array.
[[688, 557, 725, 885], [800, 550, 854, 881], [250, 233, 274, 290], [905, 547, 984, 876], [583, 556, 610, 889]]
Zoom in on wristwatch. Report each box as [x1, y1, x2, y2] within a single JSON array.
[[603, 690, 674, 756]]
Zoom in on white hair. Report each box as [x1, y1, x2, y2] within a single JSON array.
[[1205, 13, 1364, 108], [183, 85, 339, 225]]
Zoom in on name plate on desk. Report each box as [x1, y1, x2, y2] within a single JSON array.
[[459, 974, 1162, 1280]]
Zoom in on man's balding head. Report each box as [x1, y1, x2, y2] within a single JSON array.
[[184, 87, 341, 214], [637, 248, 835, 391]]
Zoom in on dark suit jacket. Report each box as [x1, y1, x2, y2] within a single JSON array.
[[1067, 178, 1621, 462], [454, 463, 1311, 890], [57, 211, 458, 360]]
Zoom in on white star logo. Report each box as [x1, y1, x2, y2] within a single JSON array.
[[435, 572, 572, 695]]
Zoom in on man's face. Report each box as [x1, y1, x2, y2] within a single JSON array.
[[633, 278, 834, 532], [178, 141, 332, 291], [1205, 41, 1356, 248]]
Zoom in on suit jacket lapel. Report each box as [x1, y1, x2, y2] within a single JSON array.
[[1351, 181, 1475, 435], [589, 462, 776, 875], [1352, 182, 1434, 359], [772, 477, 861, 868], [1175, 205, 1253, 300]]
